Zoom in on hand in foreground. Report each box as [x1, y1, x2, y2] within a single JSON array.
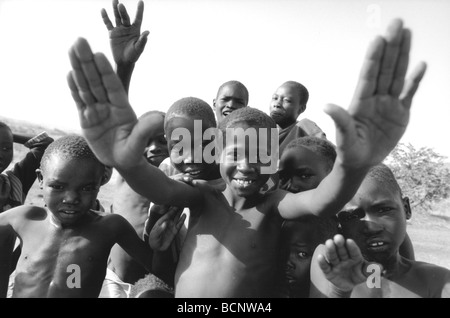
[[67, 37, 155, 169], [325, 19, 427, 169], [317, 234, 382, 296], [101, 0, 149, 65], [147, 205, 186, 251]]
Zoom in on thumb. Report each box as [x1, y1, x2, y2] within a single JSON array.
[[135, 31, 149, 53], [323, 103, 354, 136]]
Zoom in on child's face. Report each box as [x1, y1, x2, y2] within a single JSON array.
[[283, 221, 321, 296], [0, 127, 13, 173], [214, 84, 248, 124], [38, 155, 104, 226], [166, 116, 218, 180], [338, 177, 408, 266], [220, 123, 271, 197], [279, 146, 330, 193], [269, 84, 302, 127], [143, 113, 169, 167]]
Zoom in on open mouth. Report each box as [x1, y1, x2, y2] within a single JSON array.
[[366, 239, 389, 252], [233, 178, 256, 188], [222, 110, 232, 116]]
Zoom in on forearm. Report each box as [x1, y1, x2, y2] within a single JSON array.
[[308, 158, 370, 217], [116, 62, 135, 94], [12, 133, 33, 145], [117, 159, 198, 207]]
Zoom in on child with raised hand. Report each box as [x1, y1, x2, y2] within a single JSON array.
[[0, 123, 53, 297], [310, 164, 450, 298], [99, 0, 171, 297], [0, 135, 180, 298], [67, 18, 426, 297]]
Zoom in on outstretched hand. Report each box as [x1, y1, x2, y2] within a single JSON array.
[[67, 37, 154, 169], [147, 205, 186, 251], [317, 234, 380, 295], [325, 19, 427, 169], [101, 0, 149, 65]]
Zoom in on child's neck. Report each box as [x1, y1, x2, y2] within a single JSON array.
[[223, 185, 264, 210]]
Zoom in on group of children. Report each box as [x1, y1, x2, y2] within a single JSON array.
[[1, 0, 448, 298]]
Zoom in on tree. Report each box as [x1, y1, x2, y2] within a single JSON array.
[[385, 143, 450, 213]]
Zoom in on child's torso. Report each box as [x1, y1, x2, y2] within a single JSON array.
[[174, 191, 283, 298]]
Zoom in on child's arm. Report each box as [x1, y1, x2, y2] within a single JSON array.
[[277, 19, 427, 219], [113, 210, 184, 273], [10, 132, 54, 200], [309, 235, 373, 298], [101, 0, 149, 93], [67, 38, 201, 207]]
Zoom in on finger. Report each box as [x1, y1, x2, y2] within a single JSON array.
[[317, 254, 332, 274], [399, 61, 427, 110], [133, 0, 144, 27], [323, 103, 354, 135], [345, 239, 364, 262], [67, 71, 86, 112], [68, 40, 96, 105], [389, 29, 411, 97], [73, 40, 108, 104], [118, 3, 131, 26], [376, 19, 405, 95], [324, 238, 340, 266], [333, 234, 349, 261], [352, 36, 385, 102], [112, 0, 122, 26], [135, 31, 149, 54], [101, 8, 114, 30], [175, 213, 187, 231], [93, 52, 129, 105]]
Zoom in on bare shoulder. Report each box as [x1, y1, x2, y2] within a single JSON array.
[[409, 259, 450, 278], [2, 205, 47, 221]]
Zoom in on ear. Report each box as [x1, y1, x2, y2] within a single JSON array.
[[36, 169, 44, 189], [101, 166, 113, 186], [298, 103, 306, 114], [212, 98, 216, 108], [402, 197, 412, 220]]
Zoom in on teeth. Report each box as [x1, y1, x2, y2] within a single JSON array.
[[235, 179, 254, 186], [369, 242, 385, 247], [62, 211, 76, 214]]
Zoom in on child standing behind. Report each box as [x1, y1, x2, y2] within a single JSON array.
[[0, 122, 53, 297]]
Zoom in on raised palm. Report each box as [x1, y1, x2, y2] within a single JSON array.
[[326, 20, 426, 169], [101, 0, 149, 65]]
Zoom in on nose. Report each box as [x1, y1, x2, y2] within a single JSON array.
[[237, 158, 254, 173], [361, 215, 384, 235], [63, 190, 80, 205]]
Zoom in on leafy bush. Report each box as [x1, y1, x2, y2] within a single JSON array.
[[385, 143, 450, 213]]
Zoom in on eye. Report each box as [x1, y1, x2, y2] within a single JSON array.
[[81, 185, 97, 192], [297, 252, 309, 259], [157, 136, 167, 144], [375, 206, 394, 214], [49, 184, 64, 190], [1, 146, 12, 151]]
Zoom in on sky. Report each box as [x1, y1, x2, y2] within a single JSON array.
[[0, 0, 449, 158]]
